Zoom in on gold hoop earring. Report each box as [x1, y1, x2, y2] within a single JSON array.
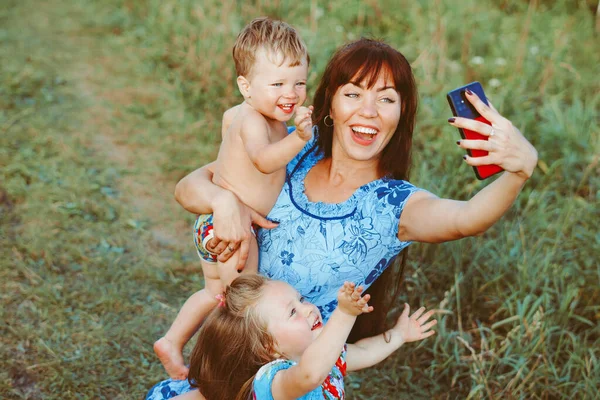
[[324, 114, 334, 127]]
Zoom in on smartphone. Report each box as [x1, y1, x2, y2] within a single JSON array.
[[447, 81, 503, 180]]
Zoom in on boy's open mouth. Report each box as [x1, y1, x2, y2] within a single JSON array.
[[278, 103, 295, 114]]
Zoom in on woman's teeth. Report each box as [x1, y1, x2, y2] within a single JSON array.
[[352, 126, 377, 140], [352, 126, 377, 135]]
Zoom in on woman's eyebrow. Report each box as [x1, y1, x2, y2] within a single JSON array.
[[348, 81, 395, 91]]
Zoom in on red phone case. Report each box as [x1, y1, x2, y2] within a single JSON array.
[[462, 116, 503, 180]]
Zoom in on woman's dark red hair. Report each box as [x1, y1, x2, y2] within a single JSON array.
[[312, 38, 419, 341]]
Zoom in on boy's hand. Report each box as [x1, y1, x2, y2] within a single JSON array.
[[294, 105, 313, 142], [337, 282, 373, 317], [391, 304, 437, 344]]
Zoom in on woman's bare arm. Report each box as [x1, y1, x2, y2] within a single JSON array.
[[398, 91, 537, 243], [174, 163, 277, 269]]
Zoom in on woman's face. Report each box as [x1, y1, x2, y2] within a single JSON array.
[[330, 70, 401, 164]]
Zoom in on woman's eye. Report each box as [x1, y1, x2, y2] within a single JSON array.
[[296, 82, 306, 87], [345, 93, 358, 98], [272, 83, 283, 87], [381, 97, 396, 103]]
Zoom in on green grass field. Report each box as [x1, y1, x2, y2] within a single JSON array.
[[1, 0, 598, 398]]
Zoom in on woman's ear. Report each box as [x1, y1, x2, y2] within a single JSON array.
[[237, 76, 251, 99]]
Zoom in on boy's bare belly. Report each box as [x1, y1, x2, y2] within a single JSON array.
[[211, 106, 288, 216], [212, 165, 285, 217]]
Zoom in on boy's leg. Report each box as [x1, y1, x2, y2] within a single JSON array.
[[217, 233, 259, 286], [154, 213, 222, 379], [154, 261, 222, 379]]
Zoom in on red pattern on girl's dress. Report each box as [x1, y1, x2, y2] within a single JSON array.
[[335, 356, 347, 376], [322, 377, 341, 398]]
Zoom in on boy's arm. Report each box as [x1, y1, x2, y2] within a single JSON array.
[[241, 107, 313, 174], [345, 304, 437, 371], [271, 283, 371, 400]]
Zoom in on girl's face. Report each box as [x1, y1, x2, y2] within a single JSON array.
[[257, 281, 323, 362], [330, 69, 401, 164]]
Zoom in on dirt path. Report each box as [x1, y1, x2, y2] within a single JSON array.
[[59, 19, 194, 259]]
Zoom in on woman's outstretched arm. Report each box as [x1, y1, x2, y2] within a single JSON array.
[[398, 90, 538, 243]]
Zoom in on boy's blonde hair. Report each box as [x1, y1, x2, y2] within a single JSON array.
[[233, 17, 309, 77], [188, 275, 276, 400]]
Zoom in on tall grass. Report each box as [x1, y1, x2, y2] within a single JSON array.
[[1, 0, 598, 398]]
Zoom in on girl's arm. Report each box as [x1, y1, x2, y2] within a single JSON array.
[[174, 162, 277, 269], [345, 304, 437, 372], [241, 106, 313, 174], [398, 91, 538, 243], [168, 389, 206, 400], [271, 283, 371, 400]]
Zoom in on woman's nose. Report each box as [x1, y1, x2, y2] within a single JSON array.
[[359, 98, 377, 118]]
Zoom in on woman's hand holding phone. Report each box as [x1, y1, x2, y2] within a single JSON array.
[[448, 88, 537, 181]]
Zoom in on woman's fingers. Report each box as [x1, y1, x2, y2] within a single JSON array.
[[450, 117, 495, 137], [206, 237, 221, 252], [457, 139, 493, 152], [464, 90, 498, 124], [216, 241, 233, 262], [235, 238, 250, 271], [210, 239, 229, 255], [251, 210, 278, 230], [464, 154, 495, 166]]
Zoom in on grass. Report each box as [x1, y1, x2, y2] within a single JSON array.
[[1, 0, 598, 398]]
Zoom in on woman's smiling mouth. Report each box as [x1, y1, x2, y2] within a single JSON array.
[[351, 125, 378, 144]]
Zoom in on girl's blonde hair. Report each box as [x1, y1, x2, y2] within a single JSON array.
[[232, 17, 309, 77], [188, 275, 275, 400]]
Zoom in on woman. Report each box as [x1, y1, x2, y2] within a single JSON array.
[[151, 38, 536, 399]]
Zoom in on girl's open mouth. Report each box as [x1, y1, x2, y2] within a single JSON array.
[[311, 319, 322, 331]]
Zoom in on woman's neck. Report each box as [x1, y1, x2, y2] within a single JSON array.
[[324, 155, 381, 190]]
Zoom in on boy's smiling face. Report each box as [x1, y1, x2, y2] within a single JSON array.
[[238, 47, 308, 122]]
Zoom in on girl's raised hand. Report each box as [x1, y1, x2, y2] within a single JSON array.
[[337, 282, 374, 316], [449, 90, 538, 181], [392, 304, 437, 343]]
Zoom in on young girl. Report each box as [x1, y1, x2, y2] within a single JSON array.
[[147, 275, 437, 400]]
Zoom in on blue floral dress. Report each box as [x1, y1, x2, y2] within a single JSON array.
[[146, 132, 422, 400], [258, 135, 421, 322]]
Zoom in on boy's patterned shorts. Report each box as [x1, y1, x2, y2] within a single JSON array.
[[193, 213, 218, 263]]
